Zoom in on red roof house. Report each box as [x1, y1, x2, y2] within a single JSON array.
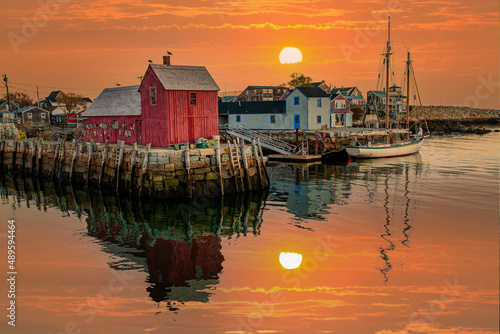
[[139, 56, 220, 147]]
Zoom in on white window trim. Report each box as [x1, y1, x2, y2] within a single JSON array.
[[150, 88, 157, 106]]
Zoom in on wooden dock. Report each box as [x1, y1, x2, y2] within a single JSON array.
[[267, 154, 322, 163]]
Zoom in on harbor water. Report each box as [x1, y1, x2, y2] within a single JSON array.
[[0, 130, 498, 334]]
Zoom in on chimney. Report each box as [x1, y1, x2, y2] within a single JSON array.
[[163, 55, 171, 65]]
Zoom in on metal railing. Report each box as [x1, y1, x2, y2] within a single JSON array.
[[220, 124, 301, 156]]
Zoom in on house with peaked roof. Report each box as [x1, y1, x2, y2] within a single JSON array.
[[331, 86, 366, 107], [286, 87, 331, 130], [41, 91, 93, 114], [81, 56, 220, 147], [0, 100, 20, 123], [0, 100, 20, 112], [81, 86, 141, 145], [311, 81, 330, 94], [139, 56, 220, 147], [331, 95, 353, 127], [237, 86, 288, 102], [219, 101, 287, 129], [14, 106, 51, 126]]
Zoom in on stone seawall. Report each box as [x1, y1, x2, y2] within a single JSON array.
[[0, 137, 269, 199], [412, 106, 500, 121]]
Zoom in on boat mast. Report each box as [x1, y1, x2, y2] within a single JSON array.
[[385, 16, 391, 131], [406, 50, 411, 130]]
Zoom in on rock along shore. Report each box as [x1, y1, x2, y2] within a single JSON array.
[[411, 106, 500, 134]]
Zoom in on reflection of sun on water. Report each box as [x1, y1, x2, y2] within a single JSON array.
[[279, 47, 302, 64], [279, 252, 303, 269]]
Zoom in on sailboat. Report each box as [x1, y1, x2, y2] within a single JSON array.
[[346, 17, 427, 159]]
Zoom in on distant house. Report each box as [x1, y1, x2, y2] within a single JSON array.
[[331, 86, 366, 106], [286, 87, 331, 130], [41, 90, 92, 114], [15, 106, 50, 126], [368, 86, 406, 117], [330, 95, 353, 127], [81, 86, 142, 145], [0, 100, 20, 123], [48, 106, 68, 126], [311, 81, 330, 94], [237, 86, 288, 102], [219, 101, 287, 129], [139, 57, 220, 146], [0, 100, 20, 112]]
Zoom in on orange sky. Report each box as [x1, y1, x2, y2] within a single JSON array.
[[1, 0, 499, 108]]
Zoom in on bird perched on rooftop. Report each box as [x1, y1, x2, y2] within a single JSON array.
[[148, 60, 153, 63], [167, 50, 173, 55]]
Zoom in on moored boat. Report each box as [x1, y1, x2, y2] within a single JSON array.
[[346, 17, 427, 159]]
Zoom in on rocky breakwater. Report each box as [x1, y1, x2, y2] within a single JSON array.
[[411, 106, 500, 135]]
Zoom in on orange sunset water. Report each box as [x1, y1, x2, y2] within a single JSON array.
[[1, 0, 499, 108], [0, 130, 499, 333]]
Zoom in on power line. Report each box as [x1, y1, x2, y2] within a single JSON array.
[[9, 81, 103, 92]]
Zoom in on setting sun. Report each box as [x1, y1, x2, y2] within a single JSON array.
[[279, 47, 303, 64], [279, 252, 303, 269]]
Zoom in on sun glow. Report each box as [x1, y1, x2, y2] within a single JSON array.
[[279, 252, 303, 269], [279, 47, 303, 64]]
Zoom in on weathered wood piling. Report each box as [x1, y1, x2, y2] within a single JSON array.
[[0, 137, 269, 199]]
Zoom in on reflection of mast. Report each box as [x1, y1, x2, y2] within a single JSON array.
[[378, 171, 395, 284], [401, 164, 412, 246]]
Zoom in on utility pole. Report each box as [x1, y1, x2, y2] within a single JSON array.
[[37, 86, 40, 106], [3, 74, 10, 111]]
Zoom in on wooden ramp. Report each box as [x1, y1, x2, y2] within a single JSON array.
[[220, 124, 303, 156], [267, 154, 321, 163]]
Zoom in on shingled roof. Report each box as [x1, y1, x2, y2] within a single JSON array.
[[81, 85, 141, 117], [149, 64, 220, 91], [219, 101, 286, 115], [295, 87, 330, 98]]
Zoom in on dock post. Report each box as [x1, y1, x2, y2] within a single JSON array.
[[315, 131, 319, 155], [116, 140, 125, 191], [257, 138, 270, 186], [252, 139, 265, 189], [99, 139, 109, 187], [86, 140, 93, 186], [240, 139, 252, 191], [139, 143, 150, 197], [130, 142, 137, 192], [184, 141, 193, 198], [37, 138, 43, 175], [214, 135, 224, 196], [233, 139, 245, 192], [57, 139, 66, 179], [70, 139, 78, 182], [30, 140, 36, 174], [228, 141, 239, 193], [0, 138, 4, 166], [20, 138, 26, 173], [51, 139, 61, 178]]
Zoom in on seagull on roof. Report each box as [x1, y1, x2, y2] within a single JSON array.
[[167, 50, 173, 55], [148, 60, 153, 63]]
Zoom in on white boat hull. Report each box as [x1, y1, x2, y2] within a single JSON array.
[[346, 137, 425, 158]]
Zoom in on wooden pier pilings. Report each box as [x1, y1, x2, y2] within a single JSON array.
[[0, 136, 269, 199]]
